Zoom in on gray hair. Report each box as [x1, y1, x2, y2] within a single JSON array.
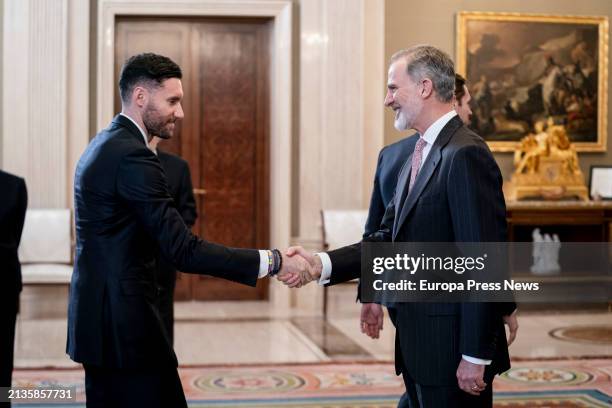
[[390, 45, 455, 103]]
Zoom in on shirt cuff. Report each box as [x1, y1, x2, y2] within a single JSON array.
[[462, 355, 492, 365], [316, 252, 332, 285], [258, 250, 269, 278]]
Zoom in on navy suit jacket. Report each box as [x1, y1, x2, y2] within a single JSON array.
[[362, 137, 414, 321], [327, 116, 513, 385], [0, 170, 27, 301], [364, 137, 415, 237], [156, 150, 198, 287], [67, 115, 259, 368], [157, 151, 197, 229]]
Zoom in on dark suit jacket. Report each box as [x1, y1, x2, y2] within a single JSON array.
[[327, 116, 514, 386], [157, 151, 197, 228], [364, 137, 415, 237], [156, 150, 198, 287], [67, 115, 260, 369], [363, 137, 415, 324], [0, 170, 27, 301]]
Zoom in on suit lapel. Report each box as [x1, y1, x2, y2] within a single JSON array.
[[394, 148, 441, 240], [393, 116, 463, 240], [393, 153, 413, 233]]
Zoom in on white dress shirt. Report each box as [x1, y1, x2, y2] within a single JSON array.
[[317, 110, 491, 365], [119, 113, 269, 278], [418, 110, 457, 172]]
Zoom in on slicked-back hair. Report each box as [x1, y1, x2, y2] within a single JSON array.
[[390, 45, 455, 103], [119, 53, 182, 103], [455, 73, 467, 105]]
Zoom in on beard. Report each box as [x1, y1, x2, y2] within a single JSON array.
[[394, 107, 417, 131], [394, 110, 409, 131], [143, 104, 176, 139]]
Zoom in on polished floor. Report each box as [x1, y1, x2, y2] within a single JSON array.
[[14, 284, 612, 369]]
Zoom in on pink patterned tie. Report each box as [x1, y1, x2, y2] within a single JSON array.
[[409, 137, 427, 191]]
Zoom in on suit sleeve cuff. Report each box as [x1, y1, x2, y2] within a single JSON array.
[[462, 355, 492, 365], [316, 252, 332, 285], [258, 250, 269, 278]]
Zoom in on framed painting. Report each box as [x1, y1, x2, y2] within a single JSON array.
[[456, 12, 608, 152]]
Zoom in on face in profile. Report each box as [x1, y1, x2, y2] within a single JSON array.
[[384, 59, 424, 131], [142, 78, 184, 139], [454, 86, 472, 125]]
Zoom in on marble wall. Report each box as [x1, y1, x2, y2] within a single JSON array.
[[2, 0, 89, 208], [1, 0, 379, 229], [294, 0, 385, 311]]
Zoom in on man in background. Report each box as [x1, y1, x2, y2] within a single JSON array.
[[0, 170, 27, 407], [148, 136, 198, 344], [453, 73, 473, 125]]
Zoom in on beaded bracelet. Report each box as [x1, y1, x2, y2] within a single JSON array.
[[273, 248, 282, 274], [267, 249, 275, 275], [268, 248, 283, 276]]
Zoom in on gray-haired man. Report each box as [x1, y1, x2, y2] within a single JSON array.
[[283, 45, 515, 408]]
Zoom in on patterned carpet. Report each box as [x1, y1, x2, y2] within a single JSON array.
[[549, 325, 612, 345], [11, 359, 612, 407]]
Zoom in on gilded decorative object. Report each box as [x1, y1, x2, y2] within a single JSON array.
[[457, 12, 608, 152], [506, 119, 588, 200]]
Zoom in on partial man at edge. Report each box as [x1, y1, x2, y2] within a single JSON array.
[[0, 170, 27, 408]]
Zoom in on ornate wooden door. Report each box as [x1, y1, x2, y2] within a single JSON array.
[[115, 17, 270, 300]]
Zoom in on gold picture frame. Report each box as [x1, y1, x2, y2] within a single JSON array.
[[456, 12, 608, 152]]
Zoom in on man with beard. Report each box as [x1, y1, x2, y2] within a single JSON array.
[[359, 72, 516, 408], [360, 73, 477, 341], [359, 72, 517, 407], [282, 46, 515, 407], [68, 53, 312, 407]]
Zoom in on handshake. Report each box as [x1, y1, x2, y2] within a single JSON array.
[[275, 246, 385, 340], [276, 247, 322, 288]]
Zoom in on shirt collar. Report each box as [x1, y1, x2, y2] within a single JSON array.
[[421, 110, 457, 145], [119, 113, 149, 147]]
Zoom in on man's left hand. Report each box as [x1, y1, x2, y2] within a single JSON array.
[[503, 310, 519, 346], [456, 359, 486, 396], [360, 303, 384, 339]]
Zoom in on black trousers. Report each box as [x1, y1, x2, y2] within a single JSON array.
[[397, 391, 411, 408], [0, 296, 18, 408], [84, 364, 187, 408], [157, 269, 176, 345], [401, 369, 493, 408], [387, 307, 410, 408]]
